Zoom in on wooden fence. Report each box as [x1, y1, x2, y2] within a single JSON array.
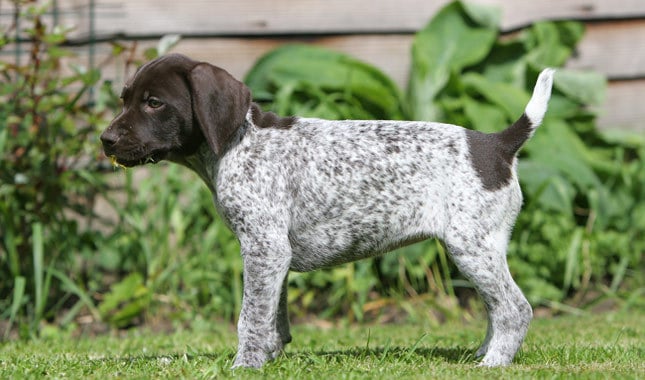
[[2, 0, 644, 132]]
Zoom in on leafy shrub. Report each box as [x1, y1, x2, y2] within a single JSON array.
[[96, 166, 243, 324], [0, 2, 120, 336], [245, 0, 644, 313]]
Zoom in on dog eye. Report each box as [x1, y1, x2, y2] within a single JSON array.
[[146, 97, 163, 109]]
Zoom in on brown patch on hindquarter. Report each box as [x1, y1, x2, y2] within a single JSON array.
[[466, 114, 532, 190]]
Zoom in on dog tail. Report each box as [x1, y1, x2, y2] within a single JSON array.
[[498, 68, 555, 154]]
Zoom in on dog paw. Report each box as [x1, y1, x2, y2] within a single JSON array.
[[231, 344, 284, 369], [478, 351, 513, 367], [231, 349, 269, 369]]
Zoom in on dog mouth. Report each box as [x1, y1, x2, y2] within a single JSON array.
[[108, 150, 168, 168]]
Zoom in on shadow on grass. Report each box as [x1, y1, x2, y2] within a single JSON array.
[[289, 346, 477, 365], [88, 346, 476, 368], [86, 351, 235, 367]]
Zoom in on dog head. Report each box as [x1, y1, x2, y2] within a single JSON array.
[[100, 53, 251, 167]]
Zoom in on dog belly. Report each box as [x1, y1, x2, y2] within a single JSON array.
[[287, 212, 434, 272]]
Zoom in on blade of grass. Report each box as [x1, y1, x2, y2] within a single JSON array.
[[610, 255, 630, 293], [32, 223, 44, 327], [59, 300, 85, 327], [436, 240, 455, 298], [404, 333, 428, 361], [48, 268, 100, 320], [542, 300, 587, 316], [0, 126, 6, 153], [4, 227, 20, 279], [563, 228, 583, 293], [4, 276, 26, 339]]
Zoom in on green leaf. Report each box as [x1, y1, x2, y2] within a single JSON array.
[[463, 96, 507, 133], [5, 276, 25, 339], [563, 228, 583, 292], [461, 72, 530, 119], [526, 120, 603, 190], [461, 1, 502, 28], [98, 272, 150, 327], [542, 94, 584, 120], [144, 47, 159, 61], [245, 44, 404, 120], [524, 22, 585, 68], [32, 223, 45, 320], [519, 161, 575, 215], [0, 126, 7, 153], [478, 39, 529, 86], [407, 1, 499, 120], [554, 69, 606, 106], [49, 268, 100, 320]]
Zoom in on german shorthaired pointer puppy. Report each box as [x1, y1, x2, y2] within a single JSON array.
[[100, 53, 554, 369]]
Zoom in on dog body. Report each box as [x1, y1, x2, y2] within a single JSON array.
[[101, 54, 554, 369], [213, 117, 518, 272]]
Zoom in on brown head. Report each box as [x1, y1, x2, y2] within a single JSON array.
[[100, 53, 251, 167]]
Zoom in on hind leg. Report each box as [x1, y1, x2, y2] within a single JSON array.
[[276, 276, 292, 346], [445, 228, 532, 366]]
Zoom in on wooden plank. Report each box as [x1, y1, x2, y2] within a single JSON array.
[[597, 79, 645, 132], [478, 0, 645, 29], [35, 0, 645, 39], [567, 20, 645, 79]]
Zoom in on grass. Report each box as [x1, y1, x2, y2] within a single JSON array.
[[0, 311, 643, 379]]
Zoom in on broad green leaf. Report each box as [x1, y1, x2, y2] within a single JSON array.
[[461, 1, 501, 28], [478, 39, 529, 87], [245, 44, 404, 120], [527, 35, 571, 68], [553, 21, 586, 49], [526, 120, 603, 189], [542, 94, 583, 120], [524, 119, 617, 227], [408, 1, 499, 120], [463, 96, 507, 133], [519, 160, 575, 215], [477, 21, 585, 89], [524, 22, 585, 68], [461, 72, 530, 119], [599, 129, 645, 147], [554, 69, 606, 106]]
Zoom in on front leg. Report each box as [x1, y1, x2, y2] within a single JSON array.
[[232, 236, 291, 369]]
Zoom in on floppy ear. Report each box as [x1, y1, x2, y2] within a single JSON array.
[[188, 63, 251, 155]]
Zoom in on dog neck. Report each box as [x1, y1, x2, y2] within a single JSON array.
[[169, 143, 217, 192], [169, 116, 253, 192]]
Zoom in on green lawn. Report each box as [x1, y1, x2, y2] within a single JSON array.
[[1, 311, 643, 379]]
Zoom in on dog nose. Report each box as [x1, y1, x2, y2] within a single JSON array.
[[100, 130, 118, 148]]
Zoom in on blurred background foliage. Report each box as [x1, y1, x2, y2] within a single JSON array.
[[1, 1, 643, 339]]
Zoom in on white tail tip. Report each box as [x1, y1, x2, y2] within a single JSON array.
[[524, 68, 555, 127]]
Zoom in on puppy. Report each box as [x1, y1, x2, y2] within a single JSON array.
[[101, 53, 554, 368]]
